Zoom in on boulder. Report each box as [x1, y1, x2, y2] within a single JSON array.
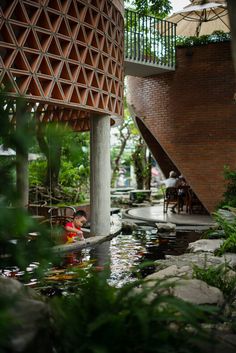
[[122, 220, 138, 233], [0, 277, 49, 352], [156, 222, 176, 233], [169, 278, 224, 305], [155, 252, 225, 270], [223, 253, 236, 268], [218, 209, 236, 223], [145, 265, 192, 281], [188, 239, 224, 253]]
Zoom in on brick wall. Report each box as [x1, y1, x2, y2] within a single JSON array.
[[112, 0, 124, 14], [127, 41, 236, 213]]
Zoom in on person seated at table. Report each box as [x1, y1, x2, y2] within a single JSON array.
[[161, 171, 179, 188], [161, 171, 179, 213], [177, 175, 188, 212], [64, 210, 87, 244]]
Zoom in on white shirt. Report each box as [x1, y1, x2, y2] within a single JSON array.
[[162, 177, 178, 188]]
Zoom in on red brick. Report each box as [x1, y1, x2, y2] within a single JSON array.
[[127, 42, 236, 213]]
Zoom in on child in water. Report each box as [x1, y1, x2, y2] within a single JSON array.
[[64, 210, 87, 244]]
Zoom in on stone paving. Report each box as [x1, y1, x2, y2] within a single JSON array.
[[125, 203, 215, 227]]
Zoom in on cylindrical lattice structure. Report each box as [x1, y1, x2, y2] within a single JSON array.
[[127, 41, 236, 213], [0, 0, 124, 131]]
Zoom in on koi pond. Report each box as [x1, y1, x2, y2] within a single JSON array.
[[41, 226, 203, 295], [1, 225, 203, 295]]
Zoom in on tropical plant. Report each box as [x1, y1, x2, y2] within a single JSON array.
[[216, 233, 236, 256], [132, 137, 152, 189], [0, 92, 56, 281], [29, 126, 90, 202], [202, 208, 236, 255], [193, 263, 236, 298], [29, 159, 47, 186], [51, 273, 215, 353], [176, 31, 231, 48], [219, 166, 236, 208], [111, 97, 143, 188], [35, 122, 89, 190], [125, 0, 172, 17]]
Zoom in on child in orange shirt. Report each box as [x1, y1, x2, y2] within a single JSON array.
[[64, 210, 87, 244]]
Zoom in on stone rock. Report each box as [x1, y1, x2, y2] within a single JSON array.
[[218, 209, 236, 223], [224, 253, 236, 268], [146, 265, 179, 280], [145, 265, 192, 282], [141, 277, 224, 305], [188, 239, 224, 253], [132, 202, 149, 207], [201, 332, 236, 353], [155, 252, 225, 270], [156, 222, 176, 233], [167, 278, 224, 305], [122, 220, 138, 233], [0, 275, 23, 295], [0, 277, 49, 352]]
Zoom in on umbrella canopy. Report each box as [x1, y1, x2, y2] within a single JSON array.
[[167, 0, 230, 37], [0, 145, 15, 156], [0, 145, 42, 160]]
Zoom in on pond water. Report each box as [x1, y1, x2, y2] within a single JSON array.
[[1, 226, 203, 294], [89, 227, 202, 287]]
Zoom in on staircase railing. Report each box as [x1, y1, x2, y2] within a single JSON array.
[[125, 9, 176, 68]]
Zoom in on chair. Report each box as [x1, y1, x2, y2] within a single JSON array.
[[48, 206, 76, 227], [27, 200, 47, 216], [178, 185, 191, 213], [163, 187, 179, 213], [187, 189, 206, 214]]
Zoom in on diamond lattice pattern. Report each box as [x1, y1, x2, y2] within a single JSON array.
[[0, 0, 124, 129]]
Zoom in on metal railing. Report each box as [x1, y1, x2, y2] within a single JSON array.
[[125, 9, 176, 68]]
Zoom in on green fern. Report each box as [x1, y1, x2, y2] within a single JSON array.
[[193, 263, 236, 297]]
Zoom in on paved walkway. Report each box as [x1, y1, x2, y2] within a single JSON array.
[[125, 203, 215, 227]]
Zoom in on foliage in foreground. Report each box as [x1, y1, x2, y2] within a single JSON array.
[[51, 272, 215, 353]]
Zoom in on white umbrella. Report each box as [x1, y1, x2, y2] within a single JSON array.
[[0, 145, 42, 160], [0, 144, 15, 156], [167, 0, 230, 37]]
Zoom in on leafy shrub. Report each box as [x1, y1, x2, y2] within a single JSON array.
[[51, 273, 214, 353], [59, 160, 80, 187], [29, 160, 47, 186], [219, 166, 236, 208], [193, 263, 236, 297], [202, 208, 236, 237], [202, 210, 236, 255], [216, 233, 236, 256], [176, 31, 231, 48]]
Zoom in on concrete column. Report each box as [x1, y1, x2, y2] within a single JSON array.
[[16, 100, 29, 208], [90, 115, 110, 236]]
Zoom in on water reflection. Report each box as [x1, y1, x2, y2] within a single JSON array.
[[89, 227, 201, 287], [0, 227, 202, 292]]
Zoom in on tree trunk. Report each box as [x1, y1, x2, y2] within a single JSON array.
[[15, 99, 29, 208], [132, 140, 152, 190], [36, 123, 62, 192], [144, 150, 152, 189], [132, 140, 145, 189], [111, 123, 131, 187]]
